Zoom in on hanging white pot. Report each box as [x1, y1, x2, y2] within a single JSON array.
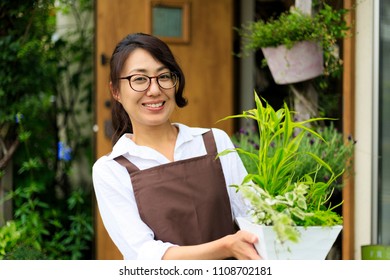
[[261, 40, 324, 85], [236, 217, 342, 260]]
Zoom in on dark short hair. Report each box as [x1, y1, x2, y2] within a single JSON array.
[[109, 33, 187, 144]]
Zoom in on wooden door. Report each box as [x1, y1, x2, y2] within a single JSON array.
[[95, 0, 234, 259]]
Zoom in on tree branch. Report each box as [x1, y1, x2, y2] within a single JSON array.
[[0, 139, 20, 170]]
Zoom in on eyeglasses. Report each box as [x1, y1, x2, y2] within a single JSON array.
[[119, 72, 178, 92]]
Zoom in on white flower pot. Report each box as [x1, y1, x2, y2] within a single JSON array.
[[236, 216, 342, 260], [261, 40, 324, 85]]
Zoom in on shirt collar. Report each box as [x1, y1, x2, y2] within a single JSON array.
[[106, 123, 210, 160]]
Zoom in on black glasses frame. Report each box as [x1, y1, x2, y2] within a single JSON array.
[[119, 72, 178, 92]]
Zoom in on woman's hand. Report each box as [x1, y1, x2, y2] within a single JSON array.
[[224, 230, 262, 260], [162, 230, 261, 260]]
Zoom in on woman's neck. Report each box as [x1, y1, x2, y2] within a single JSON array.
[[131, 123, 178, 161]]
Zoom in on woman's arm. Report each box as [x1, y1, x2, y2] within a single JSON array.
[[162, 230, 261, 260]]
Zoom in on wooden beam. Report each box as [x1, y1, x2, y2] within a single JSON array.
[[342, 0, 356, 260]]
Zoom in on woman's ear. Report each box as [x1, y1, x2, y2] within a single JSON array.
[[110, 81, 121, 103]]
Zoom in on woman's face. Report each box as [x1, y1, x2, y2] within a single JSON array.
[[113, 48, 177, 131]]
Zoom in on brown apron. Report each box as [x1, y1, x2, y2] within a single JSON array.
[[114, 130, 235, 246]]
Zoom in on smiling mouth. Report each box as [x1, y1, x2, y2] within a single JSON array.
[[143, 101, 165, 108]]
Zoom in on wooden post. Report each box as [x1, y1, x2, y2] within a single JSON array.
[[342, 0, 356, 260]]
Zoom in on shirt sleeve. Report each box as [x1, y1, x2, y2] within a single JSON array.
[[92, 156, 176, 260], [211, 128, 252, 219]]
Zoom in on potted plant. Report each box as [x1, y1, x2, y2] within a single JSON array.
[[218, 93, 355, 259], [237, 2, 350, 84]]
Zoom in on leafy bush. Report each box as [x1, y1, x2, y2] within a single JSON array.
[[0, 221, 21, 259]]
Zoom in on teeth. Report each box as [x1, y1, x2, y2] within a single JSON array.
[[144, 102, 163, 108]]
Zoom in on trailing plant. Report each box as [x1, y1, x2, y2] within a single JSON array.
[[219, 92, 353, 243]]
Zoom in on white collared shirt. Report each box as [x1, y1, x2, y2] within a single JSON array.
[[92, 123, 250, 260]]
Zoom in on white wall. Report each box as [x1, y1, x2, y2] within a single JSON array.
[[354, 0, 375, 259]]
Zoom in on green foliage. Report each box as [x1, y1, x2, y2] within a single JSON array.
[[219, 92, 354, 243], [232, 123, 355, 190], [0, 219, 48, 260], [292, 123, 355, 188], [237, 1, 351, 78], [0, 221, 21, 259], [0, 0, 94, 259], [3, 243, 48, 260], [241, 8, 317, 50]]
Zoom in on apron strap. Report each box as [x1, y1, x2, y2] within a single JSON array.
[[202, 130, 217, 155], [114, 155, 139, 173]]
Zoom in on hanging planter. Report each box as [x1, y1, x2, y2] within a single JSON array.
[[236, 217, 342, 260], [237, 4, 350, 86], [261, 40, 324, 84]]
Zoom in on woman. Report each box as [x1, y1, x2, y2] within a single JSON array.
[[92, 33, 261, 260]]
